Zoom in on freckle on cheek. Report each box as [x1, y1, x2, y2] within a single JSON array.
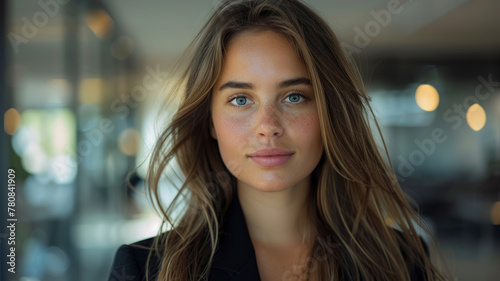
[[223, 117, 245, 130]]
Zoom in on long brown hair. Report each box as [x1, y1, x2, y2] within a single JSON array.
[[141, 0, 450, 280]]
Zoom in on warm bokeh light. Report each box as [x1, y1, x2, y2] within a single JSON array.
[[118, 129, 141, 156], [85, 9, 114, 39], [78, 78, 105, 104], [491, 202, 500, 225], [4, 108, 21, 135], [466, 103, 487, 131], [415, 84, 440, 111], [384, 216, 395, 226]]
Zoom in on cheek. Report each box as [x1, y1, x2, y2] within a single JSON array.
[[291, 112, 323, 151], [213, 115, 250, 168], [215, 114, 249, 142]]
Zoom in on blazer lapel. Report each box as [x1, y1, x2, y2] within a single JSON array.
[[208, 191, 262, 281]]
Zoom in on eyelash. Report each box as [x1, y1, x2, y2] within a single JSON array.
[[226, 91, 308, 108]]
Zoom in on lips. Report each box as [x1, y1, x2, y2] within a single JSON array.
[[248, 147, 294, 157], [248, 148, 294, 167]]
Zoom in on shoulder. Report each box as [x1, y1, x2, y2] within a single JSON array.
[[107, 235, 163, 281]]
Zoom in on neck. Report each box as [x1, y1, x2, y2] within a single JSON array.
[[237, 178, 315, 247]]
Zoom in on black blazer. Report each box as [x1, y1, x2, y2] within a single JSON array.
[[108, 193, 428, 281]]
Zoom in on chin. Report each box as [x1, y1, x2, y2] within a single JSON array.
[[242, 179, 294, 193], [254, 185, 289, 193]]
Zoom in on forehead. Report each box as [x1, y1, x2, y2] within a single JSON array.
[[217, 30, 309, 83]]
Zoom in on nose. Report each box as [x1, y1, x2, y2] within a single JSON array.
[[255, 105, 284, 138]]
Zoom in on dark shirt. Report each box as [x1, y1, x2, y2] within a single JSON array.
[[107, 193, 428, 281]]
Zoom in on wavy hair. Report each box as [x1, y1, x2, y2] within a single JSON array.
[[141, 0, 450, 280]]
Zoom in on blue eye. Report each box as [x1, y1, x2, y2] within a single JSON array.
[[286, 93, 303, 103], [229, 96, 250, 106], [227, 92, 307, 108]]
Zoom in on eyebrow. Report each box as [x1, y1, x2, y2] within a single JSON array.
[[218, 77, 311, 91]]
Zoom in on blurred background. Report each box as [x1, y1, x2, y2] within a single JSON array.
[[1, 0, 499, 280]]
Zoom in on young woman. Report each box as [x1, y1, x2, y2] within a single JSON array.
[[108, 0, 449, 280]]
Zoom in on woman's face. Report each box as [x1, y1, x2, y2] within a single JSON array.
[[210, 30, 323, 193]]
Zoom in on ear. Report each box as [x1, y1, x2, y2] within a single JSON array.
[[210, 117, 217, 140]]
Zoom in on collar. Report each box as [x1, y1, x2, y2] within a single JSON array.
[[208, 191, 262, 281]]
